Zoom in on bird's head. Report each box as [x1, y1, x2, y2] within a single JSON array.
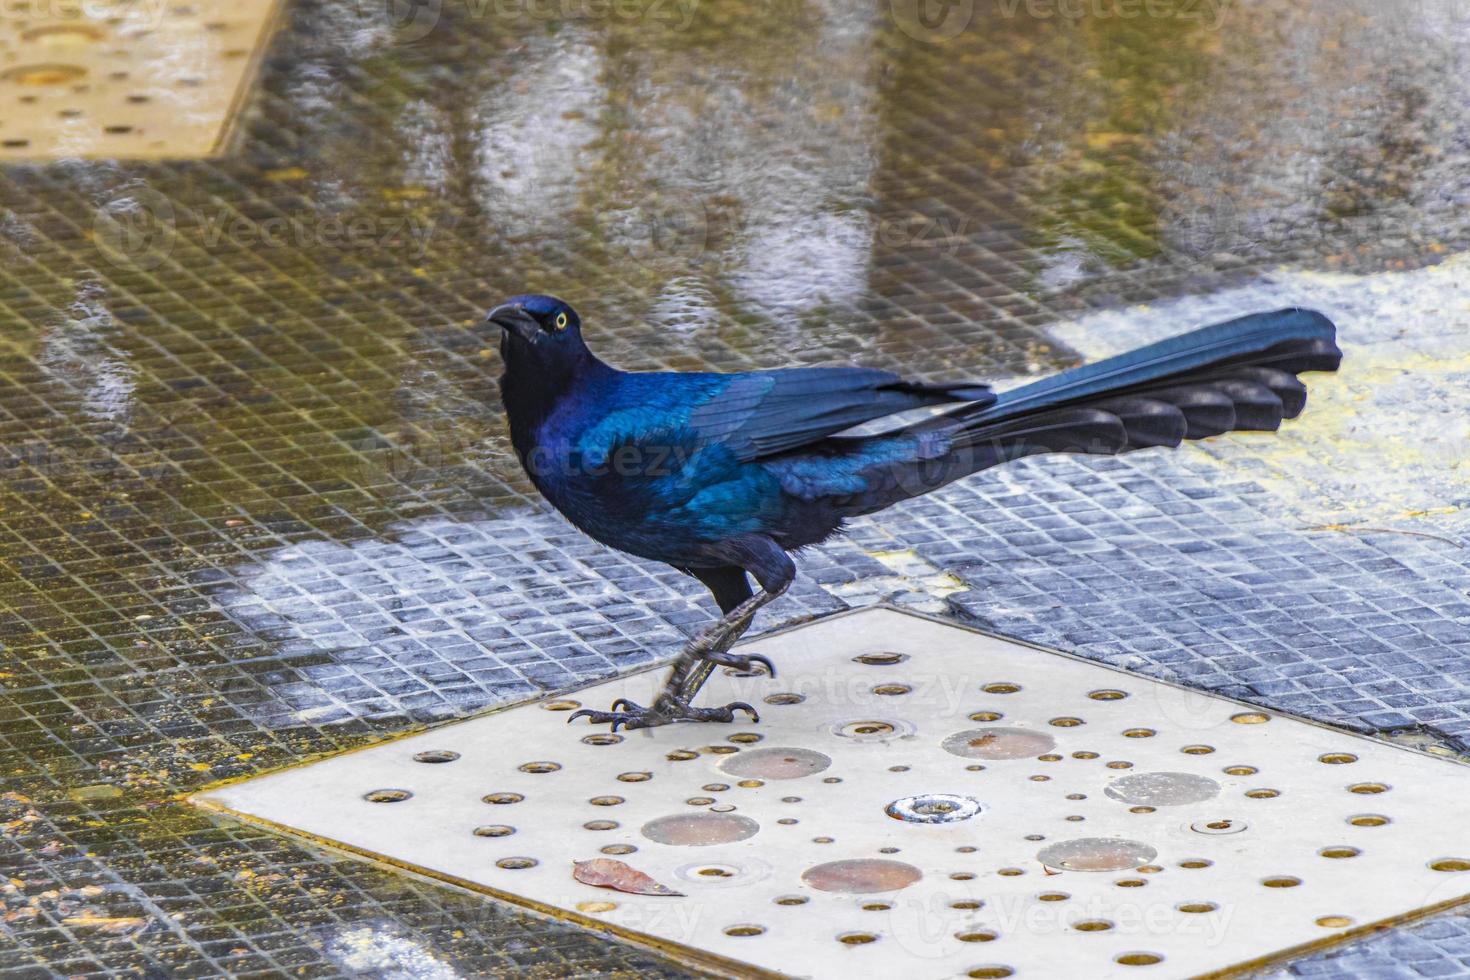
[[486, 294, 593, 384]]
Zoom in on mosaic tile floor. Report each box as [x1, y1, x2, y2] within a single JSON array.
[[2, 0, 1469, 976]]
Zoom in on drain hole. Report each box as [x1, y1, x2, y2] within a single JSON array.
[[1122, 728, 1156, 738], [413, 750, 459, 763], [1116, 952, 1163, 966], [1179, 859, 1213, 869], [583, 820, 618, 831], [1178, 902, 1217, 913], [836, 720, 898, 739], [1316, 915, 1354, 927], [1038, 892, 1068, 902], [982, 682, 1021, 694], [764, 692, 805, 705], [1191, 818, 1247, 835], [1320, 846, 1359, 859], [483, 792, 524, 805], [1430, 858, 1470, 872], [1348, 782, 1390, 794], [666, 749, 698, 761], [886, 794, 984, 824], [519, 761, 561, 774], [1073, 919, 1113, 932], [589, 795, 625, 806], [583, 734, 623, 746], [1223, 765, 1258, 775], [956, 930, 998, 942], [1319, 753, 1358, 764], [774, 895, 808, 905], [862, 902, 891, 911], [1231, 712, 1270, 725], [729, 732, 763, 744], [474, 825, 514, 837], [1049, 717, 1084, 727], [541, 699, 580, 711], [854, 651, 908, 665], [969, 711, 1003, 722], [951, 899, 982, 909], [837, 932, 878, 945], [1349, 814, 1390, 827], [966, 968, 1014, 979], [363, 789, 411, 803], [497, 857, 537, 870], [617, 771, 652, 782], [602, 844, 636, 855], [872, 684, 911, 696], [1089, 689, 1128, 701], [1261, 876, 1301, 888], [943, 727, 1056, 760], [1181, 745, 1214, 755], [724, 924, 765, 937], [1245, 788, 1280, 799]]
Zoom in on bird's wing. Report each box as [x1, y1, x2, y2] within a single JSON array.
[[685, 367, 995, 461]]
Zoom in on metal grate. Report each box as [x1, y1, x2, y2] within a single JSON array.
[[0, 0, 283, 159], [196, 606, 1470, 978]]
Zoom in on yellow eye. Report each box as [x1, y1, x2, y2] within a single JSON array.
[[554, 312, 569, 331]]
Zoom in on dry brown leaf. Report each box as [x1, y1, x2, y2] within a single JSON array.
[[572, 858, 683, 896]]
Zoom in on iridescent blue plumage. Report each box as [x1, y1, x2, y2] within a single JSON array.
[[487, 295, 1341, 730]]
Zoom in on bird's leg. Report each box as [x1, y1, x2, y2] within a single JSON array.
[[567, 584, 788, 731]]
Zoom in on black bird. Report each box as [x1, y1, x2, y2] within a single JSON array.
[[488, 295, 1341, 730]]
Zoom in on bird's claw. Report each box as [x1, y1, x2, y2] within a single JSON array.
[[566, 698, 760, 730], [703, 650, 776, 677]]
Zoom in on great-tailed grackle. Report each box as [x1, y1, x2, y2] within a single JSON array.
[[488, 295, 1341, 730]]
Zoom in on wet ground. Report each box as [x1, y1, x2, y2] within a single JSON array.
[[1, 0, 1469, 976]]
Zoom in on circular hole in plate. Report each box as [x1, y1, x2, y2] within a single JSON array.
[[1116, 952, 1163, 966], [1179, 859, 1212, 869], [1348, 782, 1390, 795], [862, 901, 891, 911], [483, 792, 523, 805], [1190, 818, 1247, 836], [1320, 847, 1359, 859], [1115, 879, 1146, 888], [1073, 919, 1113, 932], [4, 63, 89, 85], [837, 932, 878, 945], [1178, 902, 1217, 913], [774, 895, 808, 905], [943, 727, 1056, 760], [497, 857, 537, 869], [724, 924, 765, 937], [969, 711, 1003, 722], [667, 749, 698, 761], [1223, 765, 1257, 776], [1348, 814, 1389, 827], [363, 789, 411, 803], [589, 795, 625, 806], [802, 859, 922, 893], [720, 746, 832, 780], [642, 812, 760, 846], [738, 780, 764, 788], [729, 733, 763, 744], [966, 969, 1014, 979], [1089, 689, 1128, 701], [982, 682, 1021, 694], [1430, 858, 1470, 872], [1038, 891, 1069, 902], [872, 684, 911, 696], [542, 699, 580, 711], [1037, 838, 1158, 872], [951, 899, 982, 909], [617, 771, 652, 782], [474, 825, 514, 837], [1122, 728, 1156, 739], [1050, 717, 1084, 727], [1231, 712, 1270, 725], [519, 761, 560, 774], [1319, 753, 1358, 765], [1245, 788, 1280, 799], [583, 820, 618, 831], [1261, 876, 1301, 888], [583, 734, 623, 746], [1181, 745, 1214, 755], [885, 794, 984, 824], [950, 872, 975, 881], [998, 868, 1025, 877], [687, 797, 716, 806], [1105, 772, 1219, 806], [413, 750, 459, 763], [765, 692, 805, 705], [956, 930, 998, 942], [704, 783, 730, 792], [833, 719, 912, 741], [854, 651, 908, 665], [1317, 915, 1353, 928], [602, 844, 636, 855]]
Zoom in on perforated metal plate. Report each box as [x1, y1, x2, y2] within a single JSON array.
[[194, 607, 1470, 979], [0, 0, 283, 159]]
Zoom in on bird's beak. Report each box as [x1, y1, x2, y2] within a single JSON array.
[[487, 303, 538, 342]]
